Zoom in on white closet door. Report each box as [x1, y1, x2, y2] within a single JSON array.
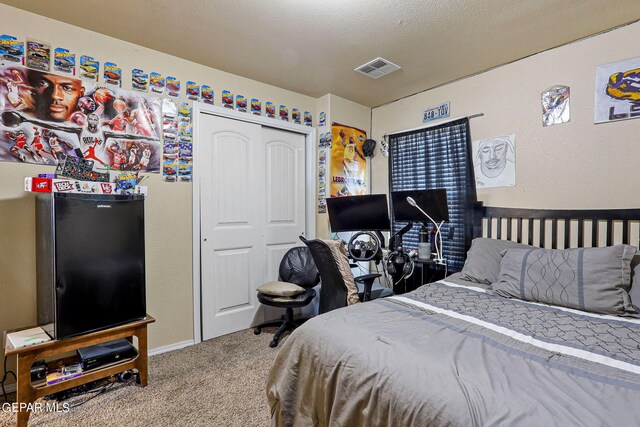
[[199, 115, 305, 340], [262, 127, 306, 283]]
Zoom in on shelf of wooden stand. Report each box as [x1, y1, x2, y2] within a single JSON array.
[[4, 315, 154, 427]]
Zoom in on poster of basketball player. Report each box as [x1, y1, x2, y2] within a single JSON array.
[[0, 64, 161, 172], [329, 123, 367, 197]]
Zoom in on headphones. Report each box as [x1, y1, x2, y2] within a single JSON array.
[[385, 250, 413, 278], [347, 231, 382, 261]]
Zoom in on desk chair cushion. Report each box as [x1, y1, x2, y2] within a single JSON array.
[[323, 239, 360, 306], [257, 288, 317, 308], [257, 281, 306, 297]]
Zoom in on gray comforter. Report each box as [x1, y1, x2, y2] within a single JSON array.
[[266, 277, 640, 426]]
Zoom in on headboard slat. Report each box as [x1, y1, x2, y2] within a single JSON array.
[[592, 221, 598, 247], [539, 220, 546, 248], [551, 219, 558, 249], [606, 220, 613, 246], [564, 220, 570, 249], [622, 220, 629, 245], [528, 219, 534, 246], [517, 218, 523, 244], [577, 219, 584, 247]]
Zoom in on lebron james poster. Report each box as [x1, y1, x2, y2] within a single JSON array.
[[329, 123, 367, 197], [0, 64, 161, 172]]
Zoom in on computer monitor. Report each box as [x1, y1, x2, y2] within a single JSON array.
[[326, 195, 391, 232], [391, 189, 449, 222]]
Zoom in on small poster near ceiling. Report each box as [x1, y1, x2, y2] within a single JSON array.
[[472, 134, 516, 189], [594, 56, 640, 124], [330, 123, 367, 197]]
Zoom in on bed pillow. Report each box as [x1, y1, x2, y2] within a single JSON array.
[[492, 245, 637, 315], [460, 238, 534, 285], [257, 281, 305, 297]]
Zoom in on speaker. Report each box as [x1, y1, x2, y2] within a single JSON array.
[[386, 250, 413, 278]]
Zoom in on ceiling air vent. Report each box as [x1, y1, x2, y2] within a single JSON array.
[[354, 57, 401, 79]]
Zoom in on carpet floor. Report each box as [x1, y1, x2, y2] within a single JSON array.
[[0, 327, 284, 427]]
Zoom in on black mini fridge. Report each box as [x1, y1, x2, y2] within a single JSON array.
[[36, 192, 146, 339]]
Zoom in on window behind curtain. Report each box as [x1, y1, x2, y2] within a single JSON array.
[[388, 118, 477, 272]]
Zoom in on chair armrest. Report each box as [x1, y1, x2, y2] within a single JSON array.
[[354, 274, 382, 302]]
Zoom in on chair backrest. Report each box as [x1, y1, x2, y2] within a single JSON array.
[[278, 246, 320, 289], [300, 236, 351, 314]]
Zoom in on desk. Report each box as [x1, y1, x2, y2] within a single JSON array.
[[4, 316, 154, 427]]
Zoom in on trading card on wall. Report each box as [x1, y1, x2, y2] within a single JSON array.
[[103, 62, 122, 87], [317, 198, 327, 214], [178, 157, 193, 182], [319, 133, 325, 149], [279, 105, 288, 121], [178, 121, 193, 141], [178, 102, 192, 122], [319, 111, 326, 127], [166, 76, 180, 98], [236, 95, 247, 112], [162, 98, 177, 119], [79, 55, 99, 81], [132, 69, 149, 92], [26, 39, 51, 72], [251, 98, 261, 115], [292, 108, 301, 124], [0, 35, 24, 64], [179, 141, 192, 157], [163, 154, 178, 182], [222, 90, 233, 109], [265, 101, 275, 118], [150, 72, 165, 94], [163, 139, 178, 155], [201, 85, 214, 104], [304, 111, 312, 126], [186, 81, 200, 101], [53, 48, 75, 75]]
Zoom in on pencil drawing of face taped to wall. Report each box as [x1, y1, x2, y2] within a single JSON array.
[[473, 134, 516, 188]]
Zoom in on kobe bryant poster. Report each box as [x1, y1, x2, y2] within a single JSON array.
[[594, 55, 640, 124], [0, 64, 161, 172], [329, 123, 367, 197]]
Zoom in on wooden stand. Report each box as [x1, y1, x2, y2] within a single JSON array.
[[4, 316, 154, 427]]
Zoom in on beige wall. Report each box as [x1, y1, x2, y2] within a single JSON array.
[[371, 21, 640, 210], [0, 3, 318, 367], [316, 94, 372, 239]]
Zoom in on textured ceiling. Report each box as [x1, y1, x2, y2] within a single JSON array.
[[3, 0, 640, 107]]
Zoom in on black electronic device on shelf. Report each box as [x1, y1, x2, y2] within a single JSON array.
[[77, 338, 138, 371]]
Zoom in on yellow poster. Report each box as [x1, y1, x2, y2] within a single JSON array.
[[330, 123, 367, 197]]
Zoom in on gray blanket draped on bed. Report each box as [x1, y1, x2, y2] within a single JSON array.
[[266, 279, 640, 426]]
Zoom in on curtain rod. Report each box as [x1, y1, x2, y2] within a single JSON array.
[[384, 113, 484, 139]]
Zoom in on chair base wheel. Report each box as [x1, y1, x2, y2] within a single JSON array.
[[254, 327, 261, 335], [269, 339, 279, 348]]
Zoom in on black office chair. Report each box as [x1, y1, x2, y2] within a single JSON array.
[[254, 246, 320, 348], [300, 236, 393, 314]]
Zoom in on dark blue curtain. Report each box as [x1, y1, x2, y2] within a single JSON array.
[[388, 118, 477, 272]]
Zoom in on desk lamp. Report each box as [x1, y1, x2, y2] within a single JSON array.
[[406, 196, 446, 265]]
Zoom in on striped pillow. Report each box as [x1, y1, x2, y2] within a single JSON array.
[[492, 245, 637, 316]]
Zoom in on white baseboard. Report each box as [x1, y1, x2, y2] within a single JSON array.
[[148, 339, 194, 357]]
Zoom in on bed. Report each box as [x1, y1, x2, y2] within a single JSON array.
[[266, 206, 640, 426]]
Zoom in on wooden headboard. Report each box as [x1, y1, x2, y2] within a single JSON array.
[[476, 205, 640, 249]]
